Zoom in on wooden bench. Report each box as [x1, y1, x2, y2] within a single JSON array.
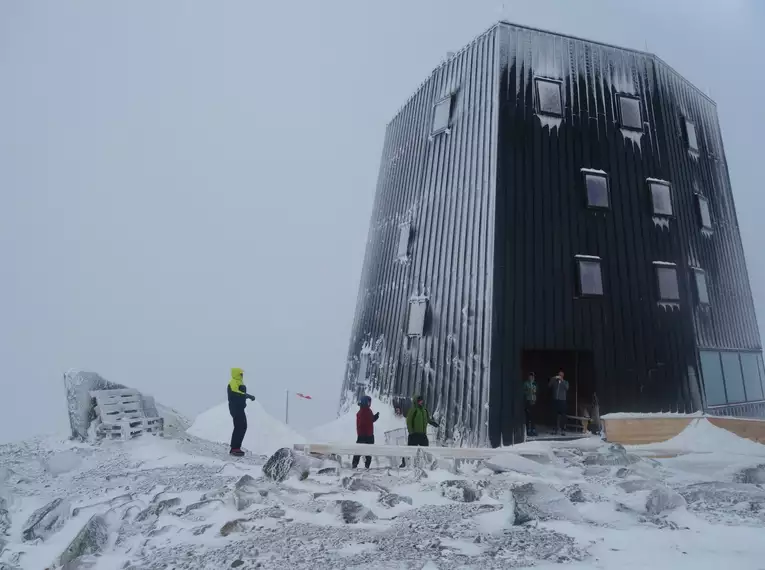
[[90, 389, 164, 440]]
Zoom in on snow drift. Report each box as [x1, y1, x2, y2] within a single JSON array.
[[188, 400, 305, 456]]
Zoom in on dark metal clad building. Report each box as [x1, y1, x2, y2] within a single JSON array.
[[342, 22, 764, 447]]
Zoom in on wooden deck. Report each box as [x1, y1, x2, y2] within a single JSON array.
[[603, 415, 765, 446]]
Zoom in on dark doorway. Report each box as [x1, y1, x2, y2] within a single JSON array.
[[521, 349, 596, 433]]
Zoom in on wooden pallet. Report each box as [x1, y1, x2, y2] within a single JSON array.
[[90, 389, 164, 440]]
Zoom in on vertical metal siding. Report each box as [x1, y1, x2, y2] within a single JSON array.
[[342, 27, 499, 446]]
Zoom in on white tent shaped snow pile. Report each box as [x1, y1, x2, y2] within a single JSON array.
[[188, 400, 305, 456]]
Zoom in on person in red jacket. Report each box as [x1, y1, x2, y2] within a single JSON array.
[[352, 395, 379, 469]]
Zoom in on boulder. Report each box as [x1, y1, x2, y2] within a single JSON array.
[[562, 484, 586, 504], [59, 514, 109, 566], [735, 465, 765, 485], [22, 498, 70, 542], [342, 477, 389, 494], [511, 483, 581, 524], [440, 480, 481, 503], [378, 493, 413, 508], [220, 519, 248, 537], [263, 448, 309, 482], [583, 444, 640, 467], [335, 500, 377, 524], [135, 498, 181, 522], [318, 467, 339, 476], [0, 496, 10, 535], [646, 488, 686, 516]]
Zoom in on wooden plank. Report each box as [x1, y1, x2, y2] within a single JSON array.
[[603, 417, 693, 445], [708, 417, 765, 445]]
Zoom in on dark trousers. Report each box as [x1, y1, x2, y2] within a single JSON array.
[[229, 407, 247, 450], [553, 400, 567, 432], [524, 402, 534, 431], [352, 435, 374, 468], [400, 433, 429, 467]]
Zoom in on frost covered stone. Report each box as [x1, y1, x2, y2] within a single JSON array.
[[511, 483, 581, 524], [378, 493, 413, 507], [22, 498, 70, 542], [335, 500, 377, 524], [263, 447, 308, 482], [646, 488, 686, 515], [135, 498, 181, 522], [735, 464, 765, 485], [440, 480, 481, 503], [220, 519, 247, 536], [45, 451, 83, 476], [318, 467, 339, 476], [583, 444, 640, 467], [59, 513, 110, 566], [342, 476, 389, 494]]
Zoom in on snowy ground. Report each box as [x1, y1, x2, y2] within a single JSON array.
[[2, 420, 765, 569]]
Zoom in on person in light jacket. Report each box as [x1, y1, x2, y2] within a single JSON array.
[[548, 370, 569, 435]]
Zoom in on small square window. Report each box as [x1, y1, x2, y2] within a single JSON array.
[[696, 195, 712, 230], [397, 222, 411, 259], [619, 95, 643, 130], [685, 120, 699, 152], [432, 97, 451, 134], [649, 180, 673, 217], [654, 262, 680, 302], [582, 170, 610, 209], [535, 78, 562, 117], [407, 297, 428, 337], [576, 256, 604, 296], [693, 268, 710, 305]]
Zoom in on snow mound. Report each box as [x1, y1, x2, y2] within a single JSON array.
[[311, 402, 406, 444], [630, 418, 765, 456], [188, 401, 305, 456]]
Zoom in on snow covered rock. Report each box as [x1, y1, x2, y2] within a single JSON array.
[[220, 519, 247, 537], [511, 483, 581, 524], [335, 500, 377, 524], [735, 464, 765, 485], [263, 448, 309, 482], [342, 476, 389, 494], [22, 497, 70, 542], [232, 475, 267, 511], [583, 443, 640, 467], [45, 450, 83, 476], [646, 488, 686, 515], [318, 467, 339, 476], [59, 513, 110, 566], [378, 493, 413, 507], [440, 480, 481, 503], [135, 497, 181, 522]]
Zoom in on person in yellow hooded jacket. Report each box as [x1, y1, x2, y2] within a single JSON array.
[[227, 367, 255, 457]]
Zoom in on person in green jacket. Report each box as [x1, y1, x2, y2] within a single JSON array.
[[406, 395, 439, 447]]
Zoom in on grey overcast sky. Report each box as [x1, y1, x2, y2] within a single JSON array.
[[1, 0, 763, 443]]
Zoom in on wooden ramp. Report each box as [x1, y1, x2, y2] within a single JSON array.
[[603, 414, 765, 446]]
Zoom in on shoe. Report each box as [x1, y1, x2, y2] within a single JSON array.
[[230, 448, 245, 457]]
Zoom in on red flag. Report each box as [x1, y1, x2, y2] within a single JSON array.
[[295, 393, 312, 400]]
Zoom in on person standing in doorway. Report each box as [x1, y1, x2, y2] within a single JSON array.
[[227, 367, 255, 456], [548, 370, 569, 435], [523, 372, 538, 437], [352, 396, 379, 469]]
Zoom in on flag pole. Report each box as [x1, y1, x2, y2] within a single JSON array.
[[285, 390, 290, 425]]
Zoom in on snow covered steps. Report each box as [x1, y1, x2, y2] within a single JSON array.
[[90, 389, 164, 440]]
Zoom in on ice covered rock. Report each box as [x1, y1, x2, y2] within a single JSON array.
[[232, 474, 267, 510], [220, 519, 247, 536], [646, 488, 686, 515], [317, 467, 339, 476], [135, 498, 181, 522], [59, 513, 110, 566], [562, 484, 586, 504], [263, 448, 309, 482], [0, 496, 10, 535], [511, 483, 581, 524], [440, 480, 481, 503], [583, 444, 640, 467], [735, 464, 765, 485], [45, 451, 83, 476], [378, 493, 413, 507], [335, 500, 377, 524], [22, 498, 70, 542], [342, 476, 389, 494]]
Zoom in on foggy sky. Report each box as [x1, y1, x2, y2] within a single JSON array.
[[1, 0, 763, 443]]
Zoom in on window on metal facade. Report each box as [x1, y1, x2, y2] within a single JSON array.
[[535, 78, 563, 117], [397, 222, 411, 259], [740, 352, 765, 402], [685, 119, 699, 152], [696, 195, 712, 230], [649, 180, 673, 217], [693, 268, 710, 305], [654, 262, 680, 301], [721, 352, 746, 403], [431, 97, 452, 134], [582, 170, 610, 209], [576, 256, 604, 296], [700, 350, 726, 406], [618, 95, 643, 130], [407, 298, 428, 337]]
